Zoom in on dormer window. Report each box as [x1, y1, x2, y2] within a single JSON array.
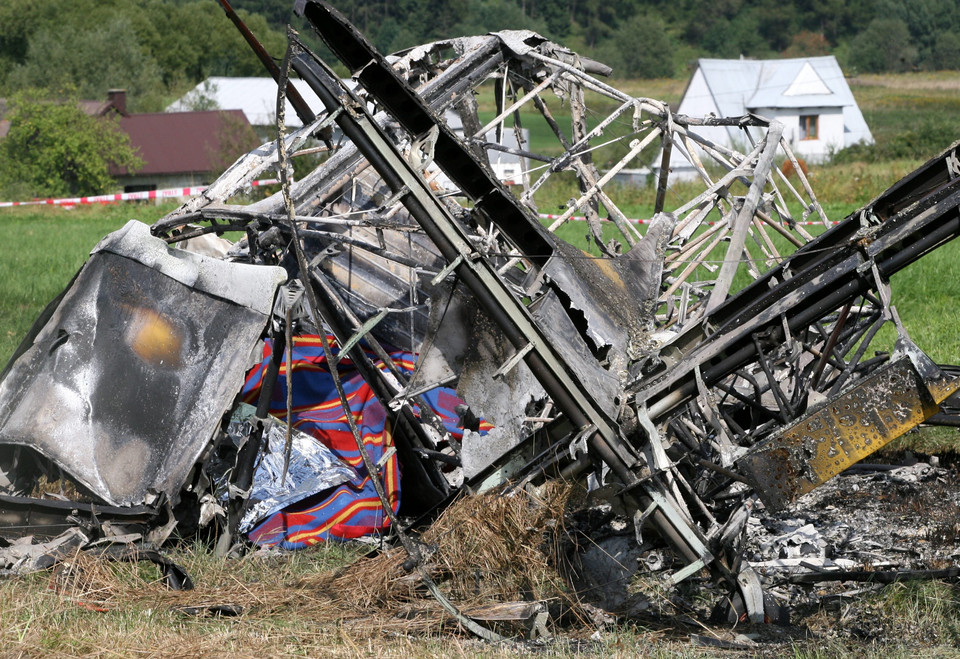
[[800, 114, 819, 140]]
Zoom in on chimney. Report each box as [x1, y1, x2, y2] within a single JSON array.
[[107, 89, 127, 116]]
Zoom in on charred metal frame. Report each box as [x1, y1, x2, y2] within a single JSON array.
[[156, 0, 960, 617]]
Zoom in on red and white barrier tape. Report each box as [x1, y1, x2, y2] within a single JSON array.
[[1, 182, 841, 227], [0, 179, 280, 209], [537, 213, 841, 226]]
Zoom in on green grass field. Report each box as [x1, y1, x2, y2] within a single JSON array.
[[0, 204, 160, 363], [7, 195, 960, 367], [4, 71, 952, 364]]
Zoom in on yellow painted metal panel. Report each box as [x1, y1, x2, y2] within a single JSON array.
[[739, 358, 960, 510]]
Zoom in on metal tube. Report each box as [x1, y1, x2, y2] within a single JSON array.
[[217, 0, 317, 125]]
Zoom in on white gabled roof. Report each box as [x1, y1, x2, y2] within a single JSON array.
[[166, 77, 327, 127], [745, 56, 849, 110], [684, 56, 858, 115], [783, 61, 833, 97]]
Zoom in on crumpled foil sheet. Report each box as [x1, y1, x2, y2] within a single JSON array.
[[225, 404, 356, 533]]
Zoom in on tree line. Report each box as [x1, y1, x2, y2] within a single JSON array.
[[1, 0, 957, 199], [0, 0, 286, 198], [263, 0, 960, 79], [0, 0, 287, 112], [1, 0, 958, 113]]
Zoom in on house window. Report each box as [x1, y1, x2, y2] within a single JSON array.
[[799, 114, 819, 140]]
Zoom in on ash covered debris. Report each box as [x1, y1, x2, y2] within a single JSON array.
[[1, 0, 960, 639]]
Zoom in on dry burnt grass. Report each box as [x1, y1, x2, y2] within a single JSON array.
[[760, 453, 960, 656], [4, 466, 960, 657], [0, 483, 622, 657]]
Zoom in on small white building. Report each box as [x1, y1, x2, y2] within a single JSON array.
[[167, 77, 326, 131], [168, 77, 527, 184], [660, 56, 872, 178]]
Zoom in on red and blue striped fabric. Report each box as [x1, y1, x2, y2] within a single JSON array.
[[240, 334, 482, 549]]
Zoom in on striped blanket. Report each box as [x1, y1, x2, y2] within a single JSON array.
[[240, 335, 475, 548]]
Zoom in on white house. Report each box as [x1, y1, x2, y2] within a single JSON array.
[[660, 56, 872, 178]]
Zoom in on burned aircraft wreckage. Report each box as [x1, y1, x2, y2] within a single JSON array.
[[2, 0, 960, 631]]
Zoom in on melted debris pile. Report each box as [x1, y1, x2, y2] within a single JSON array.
[[748, 455, 960, 605], [1, 0, 960, 641]]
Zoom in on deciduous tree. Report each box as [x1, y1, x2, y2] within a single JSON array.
[[596, 13, 676, 78], [0, 90, 143, 199], [847, 18, 917, 73], [8, 16, 164, 111]]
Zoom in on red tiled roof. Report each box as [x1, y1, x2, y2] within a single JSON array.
[[112, 110, 258, 176]]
